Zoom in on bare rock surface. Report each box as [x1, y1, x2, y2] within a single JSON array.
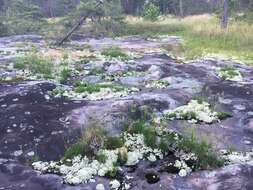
[[0, 35, 253, 190]]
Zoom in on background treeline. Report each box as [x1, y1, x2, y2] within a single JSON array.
[[1, 0, 252, 17], [0, 0, 253, 37]]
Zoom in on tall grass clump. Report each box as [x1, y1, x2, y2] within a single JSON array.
[[14, 52, 53, 78]]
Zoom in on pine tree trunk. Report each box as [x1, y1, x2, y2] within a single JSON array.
[[179, 0, 184, 18], [221, 0, 229, 29], [57, 1, 103, 46]]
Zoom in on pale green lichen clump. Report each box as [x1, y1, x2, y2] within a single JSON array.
[[145, 79, 169, 89], [52, 85, 139, 101], [218, 66, 243, 82], [32, 132, 165, 186], [32, 126, 200, 186], [164, 100, 229, 123]]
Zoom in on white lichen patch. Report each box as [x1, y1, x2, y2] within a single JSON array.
[[164, 100, 221, 123], [32, 132, 163, 185], [33, 149, 119, 185], [52, 86, 139, 101], [221, 150, 253, 166], [110, 179, 121, 190], [124, 133, 163, 166], [217, 67, 243, 82], [145, 80, 169, 89]]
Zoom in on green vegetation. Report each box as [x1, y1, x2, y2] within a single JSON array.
[[117, 148, 128, 165], [101, 46, 128, 59], [193, 96, 208, 104], [178, 131, 225, 169], [96, 153, 107, 163], [219, 66, 242, 80], [106, 164, 119, 178], [121, 15, 253, 64], [14, 53, 53, 78], [74, 81, 124, 94], [124, 119, 224, 170], [142, 3, 160, 21], [0, 1, 45, 36], [81, 126, 107, 157], [60, 68, 71, 84], [105, 137, 124, 150], [63, 142, 85, 161], [216, 112, 232, 120], [126, 120, 158, 148], [63, 125, 108, 161], [89, 67, 104, 75]]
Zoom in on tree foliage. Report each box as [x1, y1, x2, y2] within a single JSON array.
[[0, 0, 45, 36], [142, 3, 160, 21]]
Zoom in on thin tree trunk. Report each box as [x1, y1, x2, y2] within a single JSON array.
[[57, 1, 103, 46], [179, 0, 184, 18], [221, 0, 229, 29]]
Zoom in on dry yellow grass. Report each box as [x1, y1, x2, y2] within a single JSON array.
[[124, 14, 253, 64]]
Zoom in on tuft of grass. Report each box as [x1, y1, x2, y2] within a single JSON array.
[[63, 142, 85, 161], [14, 53, 53, 78], [62, 125, 108, 161], [101, 46, 128, 59], [118, 147, 128, 165], [219, 66, 241, 79], [193, 96, 208, 104], [106, 164, 119, 178], [142, 127, 157, 149], [81, 126, 107, 157], [105, 137, 124, 150], [96, 153, 107, 164], [74, 81, 125, 94], [126, 120, 157, 149], [178, 131, 225, 169], [158, 133, 177, 153], [216, 112, 232, 120], [89, 67, 104, 75], [60, 68, 71, 84]]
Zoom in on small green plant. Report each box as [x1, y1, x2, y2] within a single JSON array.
[[106, 164, 119, 178], [14, 53, 53, 78], [216, 112, 232, 120], [142, 127, 157, 148], [126, 120, 157, 148], [158, 133, 177, 153], [101, 46, 128, 59], [126, 120, 147, 134], [105, 136, 124, 150], [63, 142, 85, 161], [142, 3, 160, 22], [13, 61, 26, 70], [77, 58, 90, 65], [63, 124, 108, 161], [60, 68, 71, 84], [96, 153, 107, 164], [74, 82, 109, 93], [81, 125, 107, 157], [178, 131, 225, 169], [74, 81, 125, 94], [219, 66, 242, 80], [89, 67, 104, 75], [193, 96, 208, 104], [118, 147, 128, 165]]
